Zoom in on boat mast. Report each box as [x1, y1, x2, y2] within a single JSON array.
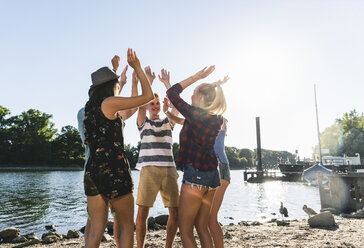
[[314, 84, 323, 164]]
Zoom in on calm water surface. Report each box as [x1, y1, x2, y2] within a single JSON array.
[[0, 170, 321, 236]]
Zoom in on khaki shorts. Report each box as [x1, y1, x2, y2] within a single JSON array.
[[136, 166, 179, 207]]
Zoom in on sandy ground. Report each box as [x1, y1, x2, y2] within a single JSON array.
[[1, 217, 363, 248]]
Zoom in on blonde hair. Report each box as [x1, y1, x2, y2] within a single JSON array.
[[197, 81, 226, 115]]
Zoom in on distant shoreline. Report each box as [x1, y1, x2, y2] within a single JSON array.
[[0, 166, 83, 172], [0, 165, 247, 172]]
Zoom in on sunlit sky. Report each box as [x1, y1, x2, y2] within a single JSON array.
[[1, 1, 363, 158]]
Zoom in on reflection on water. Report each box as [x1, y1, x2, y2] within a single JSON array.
[[0, 170, 321, 236], [0, 172, 86, 235]]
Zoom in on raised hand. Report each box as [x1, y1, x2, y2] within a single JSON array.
[[132, 70, 139, 85], [144, 66, 156, 84], [111, 55, 120, 72], [215, 76, 229, 85], [120, 65, 128, 87], [193, 65, 215, 80], [177, 65, 215, 90], [158, 69, 170, 88], [163, 97, 169, 113], [127, 48, 141, 69]]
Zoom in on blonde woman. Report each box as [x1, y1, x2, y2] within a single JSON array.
[[162, 107, 230, 248], [166, 66, 228, 248]]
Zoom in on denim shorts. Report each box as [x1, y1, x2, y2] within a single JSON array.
[[182, 163, 221, 189], [219, 162, 231, 183]]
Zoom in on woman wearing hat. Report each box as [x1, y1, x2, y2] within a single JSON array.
[[83, 49, 154, 248]]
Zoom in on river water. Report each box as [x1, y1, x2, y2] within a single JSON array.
[[0, 170, 321, 236]]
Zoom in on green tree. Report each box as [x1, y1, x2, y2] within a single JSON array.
[[124, 142, 140, 169], [7, 109, 57, 164], [317, 123, 343, 155], [51, 125, 84, 165], [239, 148, 254, 167], [238, 157, 249, 169], [338, 110, 364, 157], [315, 109, 364, 158], [339, 109, 364, 134], [260, 149, 295, 167], [225, 146, 242, 169], [0, 106, 11, 163], [172, 142, 180, 164], [340, 128, 364, 157]]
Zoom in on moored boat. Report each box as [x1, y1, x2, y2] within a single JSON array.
[[279, 154, 364, 178], [302, 163, 332, 185], [278, 161, 312, 177]]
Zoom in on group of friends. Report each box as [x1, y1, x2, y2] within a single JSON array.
[[77, 49, 230, 248]]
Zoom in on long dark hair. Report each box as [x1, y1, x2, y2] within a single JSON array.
[[84, 79, 118, 145], [87, 78, 119, 103]]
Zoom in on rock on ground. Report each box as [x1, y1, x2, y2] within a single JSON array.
[[0, 217, 363, 247], [308, 211, 336, 228], [0, 228, 20, 239]]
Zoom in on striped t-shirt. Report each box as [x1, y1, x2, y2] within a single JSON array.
[[136, 117, 175, 169]]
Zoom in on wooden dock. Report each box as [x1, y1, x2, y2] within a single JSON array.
[[243, 170, 280, 183]]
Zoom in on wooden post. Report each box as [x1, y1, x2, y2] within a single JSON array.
[[256, 117, 263, 177]]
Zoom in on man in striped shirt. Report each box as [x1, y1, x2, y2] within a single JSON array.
[[135, 67, 179, 248]]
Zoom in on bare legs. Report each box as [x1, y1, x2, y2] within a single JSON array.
[[113, 215, 120, 248], [136, 206, 178, 248], [85, 195, 108, 248], [178, 184, 216, 248], [84, 193, 134, 248], [109, 193, 134, 248], [136, 205, 150, 248], [208, 179, 230, 248], [83, 219, 91, 243], [166, 207, 178, 248], [84, 205, 121, 248]]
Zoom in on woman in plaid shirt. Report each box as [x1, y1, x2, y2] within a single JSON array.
[[166, 66, 228, 248]]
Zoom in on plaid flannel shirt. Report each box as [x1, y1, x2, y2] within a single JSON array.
[[167, 83, 223, 171]]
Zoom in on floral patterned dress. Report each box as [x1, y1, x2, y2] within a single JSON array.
[[83, 98, 133, 199]]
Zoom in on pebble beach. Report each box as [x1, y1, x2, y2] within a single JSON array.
[[1, 216, 363, 248]]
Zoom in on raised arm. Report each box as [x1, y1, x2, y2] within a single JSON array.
[[159, 68, 179, 117], [101, 49, 154, 120], [158, 68, 171, 89], [178, 65, 215, 90], [166, 66, 215, 121], [111, 55, 120, 73], [137, 66, 155, 126], [163, 97, 184, 125], [118, 70, 139, 120]]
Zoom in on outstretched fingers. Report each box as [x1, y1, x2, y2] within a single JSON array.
[[127, 48, 141, 69], [111, 55, 120, 71], [218, 75, 229, 85], [144, 66, 156, 78], [158, 68, 170, 84], [122, 65, 128, 75], [163, 97, 169, 113], [120, 65, 128, 85], [195, 65, 215, 80], [204, 65, 215, 76]]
